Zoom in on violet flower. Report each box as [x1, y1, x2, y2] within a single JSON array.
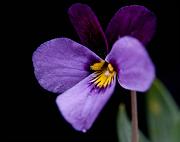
[[32, 4, 156, 132]]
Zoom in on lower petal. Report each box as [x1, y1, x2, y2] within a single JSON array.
[[56, 73, 116, 132]]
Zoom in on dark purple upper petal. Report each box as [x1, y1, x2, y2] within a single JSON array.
[[68, 3, 108, 57], [106, 36, 155, 92], [106, 5, 157, 47], [56, 73, 116, 132], [32, 38, 101, 93]]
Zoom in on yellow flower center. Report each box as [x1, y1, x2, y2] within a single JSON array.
[[90, 60, 116, 88]]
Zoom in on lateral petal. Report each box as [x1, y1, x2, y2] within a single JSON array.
[[32, 38, 101, 93], [106, 36, 155, 92]]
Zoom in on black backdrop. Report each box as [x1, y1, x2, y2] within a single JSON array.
[[4, 0, 180, 141]]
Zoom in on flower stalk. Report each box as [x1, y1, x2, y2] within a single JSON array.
[[131, 91, 139, 142]]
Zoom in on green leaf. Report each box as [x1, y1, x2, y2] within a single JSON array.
[[146, 79, 180, 142], [172, 114, 180, 142], [117, 104, 150, 142]]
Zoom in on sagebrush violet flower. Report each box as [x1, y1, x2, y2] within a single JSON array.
[[32, 3, 156, 132]]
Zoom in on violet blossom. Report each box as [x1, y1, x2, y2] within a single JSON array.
[[32, 3, 156, 132]]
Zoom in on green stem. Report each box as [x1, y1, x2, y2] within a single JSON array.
[[131, 91, 139, 142]]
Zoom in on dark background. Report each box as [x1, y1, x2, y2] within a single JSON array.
[[4, 0, 179, 141]]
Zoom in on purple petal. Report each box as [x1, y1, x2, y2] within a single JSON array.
[[106, 5, 157, 47], [32, 38, 101, 93], [106, 36, 155, 92], [56, 73, 116, 132], [68, 3, 108, 57]]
